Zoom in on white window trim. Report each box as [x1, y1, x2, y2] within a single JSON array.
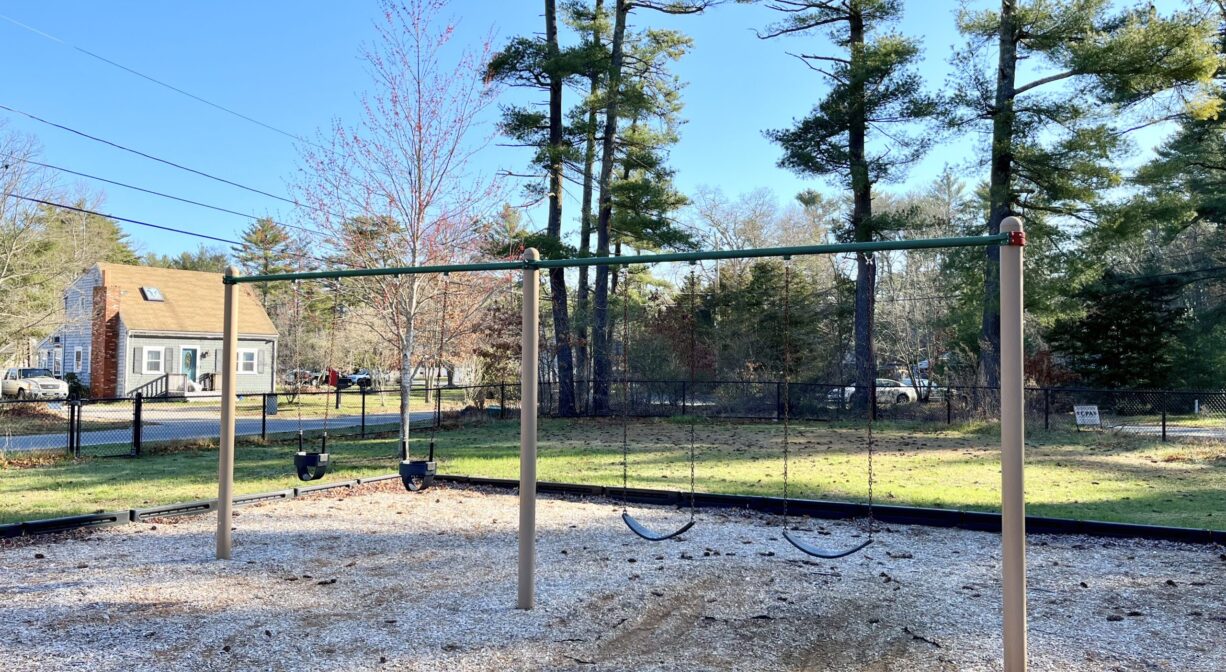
[[237, 348, 258, 375], [73, 346, 83, 373], [143, 348, 164, 375]]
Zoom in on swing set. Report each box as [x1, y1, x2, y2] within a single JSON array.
[[212, 219, 1030, 671]]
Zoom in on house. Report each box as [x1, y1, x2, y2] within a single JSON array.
[[39, 263, 279, 398]]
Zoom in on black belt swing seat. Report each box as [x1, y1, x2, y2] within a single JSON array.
[[618, 265, 698, 542], [622, 512, 694, 541], [777, 258, 875, 560], [783, 529, 872, 559]]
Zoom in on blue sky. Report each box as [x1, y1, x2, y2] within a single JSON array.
[[0, 1, 1187, 257]]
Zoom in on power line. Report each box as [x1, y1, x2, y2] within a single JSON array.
[[0, 103, 347, 221], [8, 193, 241, 246], [0, 13, 322, 150], [3, 154, 330, 240], [4, 193, 337, 267]]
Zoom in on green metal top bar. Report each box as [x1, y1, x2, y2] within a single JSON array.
[[227, 233, 1012, 284]]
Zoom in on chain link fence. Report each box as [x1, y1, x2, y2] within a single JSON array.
[[4, 380, 1224, 459], [1, 383, 524, 459]]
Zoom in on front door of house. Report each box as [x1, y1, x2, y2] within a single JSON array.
[[181, 347, 198, 382]]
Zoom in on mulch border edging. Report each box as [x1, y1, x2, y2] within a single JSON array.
[[5, 474, 1223, 546]]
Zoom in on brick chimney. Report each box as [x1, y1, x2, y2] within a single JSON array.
[[89, 271, 122, 398]]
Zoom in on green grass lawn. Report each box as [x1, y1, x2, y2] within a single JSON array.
[[2, 417, 1222, 529]]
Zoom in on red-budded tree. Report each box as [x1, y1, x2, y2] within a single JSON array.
[[295, 0, 502, 447]]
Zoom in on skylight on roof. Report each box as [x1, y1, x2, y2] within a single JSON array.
[[141, 287, 165, 302]]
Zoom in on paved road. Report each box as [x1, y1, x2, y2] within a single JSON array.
[[3, 408, 437, 453]]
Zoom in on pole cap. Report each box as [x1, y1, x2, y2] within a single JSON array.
[[522, 248, 540, 263], [1002, 216, 1025, 246]]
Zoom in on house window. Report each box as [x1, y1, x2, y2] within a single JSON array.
[[53, 349, 62, 376], [144, 348, 163, 374], [74, 347, 83, 373], [238, 349, 257, 374], [140, 287, 165, 302]]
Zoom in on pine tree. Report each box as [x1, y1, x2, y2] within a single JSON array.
[[487, 0, 584, 416], [755, 0, 940, 410], [590, 0, 720, 414], [952, 0, 1219, 388], [234, 218, 296, 312]]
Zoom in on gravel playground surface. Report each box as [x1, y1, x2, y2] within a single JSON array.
[[1, 483, 1223, 672]]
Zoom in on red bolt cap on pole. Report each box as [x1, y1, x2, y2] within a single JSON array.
[[1006, 230, 1027, 246]]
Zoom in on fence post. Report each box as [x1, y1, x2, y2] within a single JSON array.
[[776, 382, 783, 420], [1043, 388, 1051, 431], [361, 386, 367, 438], [132, 392, 143, 456], [261, 393, 268, 442], [66, 401, 77, 457], [335, 385, 341, 410], [1161, 391, 1168, 442], [75, 401, 84, 456], [946, 387, 953, 425], [681, 381, 688, 416], [500, 383, 507, 420]]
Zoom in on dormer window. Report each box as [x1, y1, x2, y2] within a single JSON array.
[[141, 287, 165, 302]]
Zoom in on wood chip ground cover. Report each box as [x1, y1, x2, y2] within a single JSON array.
[[0, 483, 1221, 671]]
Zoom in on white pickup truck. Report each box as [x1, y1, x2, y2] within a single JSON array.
[[2, 368, 69, 400]]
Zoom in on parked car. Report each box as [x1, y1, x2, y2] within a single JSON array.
[[901, 378, 939, 401], [282, 369, 323, 386], [333, 369, 377, 390], [2, 368, 69, 400], [901, 378, 968, 405], [827, 378, 918, 405]]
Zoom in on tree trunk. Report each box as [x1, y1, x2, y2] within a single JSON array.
[[592, 0, 629, 415], [575, 0, 604, 414], [848, 6, 877, 413], [545, 0, 577, 416], [981, 0, 1018, 390]]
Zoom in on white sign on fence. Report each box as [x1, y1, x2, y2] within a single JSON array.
[[1074, 405, 1101, 428]]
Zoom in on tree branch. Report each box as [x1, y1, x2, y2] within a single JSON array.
[[1014, 69, 1077, 97]]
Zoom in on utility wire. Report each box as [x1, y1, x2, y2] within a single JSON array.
[[0, 103, 347, 221], [0, 13, 323, 151], [3, 154, 330, 240], [4, 193, 337, 267]]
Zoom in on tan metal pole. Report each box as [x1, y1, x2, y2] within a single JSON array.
[[215, 267, 240, 560], [1000, 216, 1027, 671], [517, 249, 540, 610]]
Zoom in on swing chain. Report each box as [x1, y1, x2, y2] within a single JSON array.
[[782, 259, 791, 527], [620, 265, 631, 513], [432, 273, 451, 438], [687, 263, 698, 522], [867, 379, 876, 537], [321, 282, 342, 434], [293, 280, 304, 429]]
